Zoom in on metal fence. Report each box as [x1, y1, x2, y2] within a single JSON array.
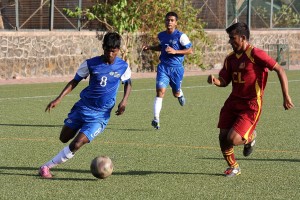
[[194, 0, 300, 29], [0, 0, 299, 30]]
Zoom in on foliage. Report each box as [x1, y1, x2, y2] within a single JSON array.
[[63, 0, 210, 71], [253, 3, 300, 28], [273, 4, 300, 28], [63, 0, 143, 61]]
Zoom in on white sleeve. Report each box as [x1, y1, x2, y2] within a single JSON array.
[[76, 61, 89, 78], [180, 34, 191, 46], [121, 65, 131, 82]]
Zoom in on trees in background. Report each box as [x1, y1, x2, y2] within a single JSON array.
[[64, 0, 210, 71]]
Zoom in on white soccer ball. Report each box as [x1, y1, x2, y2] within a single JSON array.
[[90, 156, 114, 179]]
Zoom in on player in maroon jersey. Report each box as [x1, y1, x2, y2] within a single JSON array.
[[207, 22, 294, 177]]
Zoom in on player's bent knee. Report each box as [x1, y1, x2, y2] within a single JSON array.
[[59, 136, 70, 143], [73, 142, 82, 151], [69, 139, 86, 152], [219, 130, 228, 141], [229, 134, 244, 146]]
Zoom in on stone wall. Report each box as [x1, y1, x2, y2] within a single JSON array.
[[204, 30, 300, 70], [0, 30, 299, 79], [0, 31, 104, 79]]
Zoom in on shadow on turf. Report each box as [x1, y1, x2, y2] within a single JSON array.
[[199, 157, 300, 162], [0, 166, 97, 181], [0, 123, 148, 132], [0, 123, 62, 128], [113, 170, 223, 177], [0, 166, 224, 179]]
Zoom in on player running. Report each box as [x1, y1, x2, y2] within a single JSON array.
[[39, 32, 132, 178], [207, 22, 294, 177], [142, 11, 193, 130]]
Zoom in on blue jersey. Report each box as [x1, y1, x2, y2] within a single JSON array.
[[74, 55, 131, 111], [158, 29, 192, 67]]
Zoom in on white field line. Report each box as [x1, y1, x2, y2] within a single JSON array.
[[0, 136, 299, 154], [0, 79, 299, 101], [0, 85, 212, 101]]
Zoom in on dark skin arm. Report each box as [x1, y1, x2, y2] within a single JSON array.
[[165, 46, 193, 55], [142, 45, 193, 55], [273, 63, 294, 110], [142, 44, 161, 51], [45, 79, 79, 112], [115, 79, 132, 115]]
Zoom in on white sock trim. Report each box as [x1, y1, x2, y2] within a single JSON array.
[[153, 97, 163, 120], [44, 146, 75, 168], [179, 89, 183, 97]]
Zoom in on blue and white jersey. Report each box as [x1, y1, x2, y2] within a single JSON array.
[[158, 29, 192, 67], [74, 56, 131, 111]]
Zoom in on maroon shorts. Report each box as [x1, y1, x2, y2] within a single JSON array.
[[218, 97, 262, 141]]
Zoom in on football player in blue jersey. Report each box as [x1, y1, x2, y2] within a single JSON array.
[[142, 12, 193, 129], [39, 32, 132, 178]]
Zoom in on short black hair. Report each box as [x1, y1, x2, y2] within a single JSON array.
[[103, 32, 121, 49], [165, 12, 178, 20], [226, 22, 250, 40]]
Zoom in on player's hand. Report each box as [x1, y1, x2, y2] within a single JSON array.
[[165, 46, 176, 54], [207, 74, 215, 85], [142, 45, 149, 51], [45, 99, 60, 113], [115, 104, 126, 116], [283, 95, 294, 110]]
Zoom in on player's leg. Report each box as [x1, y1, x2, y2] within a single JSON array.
[[243, 129, 257, 156], [152, 87, 165, 129], [233, 103, 261, 157], [59, 125, 79, 143], [39, 105, 107, 178], [217, 103, 241, 177], [242, 101, 261, 156], [39, 132, 91, 179], [39, 105, 82, 178], [227, 128, 245, 146], [56, 118, 108, 166], [38, 126, 78, 178], [169, 67, 185, 106], [39, 121, 106, 178], [152, 64, 169, 129], [219, 128, 241, 177]]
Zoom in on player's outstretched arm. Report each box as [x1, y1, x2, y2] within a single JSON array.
[[45, 79, 79, 113], [273, 64, 294, 110], [142, 44, 161, 52], [115, 79, 132, 116]]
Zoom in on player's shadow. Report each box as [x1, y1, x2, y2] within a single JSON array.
[[113, 170, 223, 177], [0, 123, 62, 128], [199, 157, 300, 163], [111, 128, 150, 132], [106, 122, 151, 132], [0, 166, 224, 179], [0, 166, 95, 181]]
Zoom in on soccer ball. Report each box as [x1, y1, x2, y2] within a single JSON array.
[[90, 156, 114, 179]]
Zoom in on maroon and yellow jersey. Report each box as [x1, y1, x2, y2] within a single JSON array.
[[219, 45, 277, 100]]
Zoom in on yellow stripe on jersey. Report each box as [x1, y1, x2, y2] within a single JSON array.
[[245, 45, 255, 63], [244, 80, 262, 141]]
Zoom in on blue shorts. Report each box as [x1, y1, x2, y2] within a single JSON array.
[[64, 101, 113, 142], [156, 63, 184, 92]]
